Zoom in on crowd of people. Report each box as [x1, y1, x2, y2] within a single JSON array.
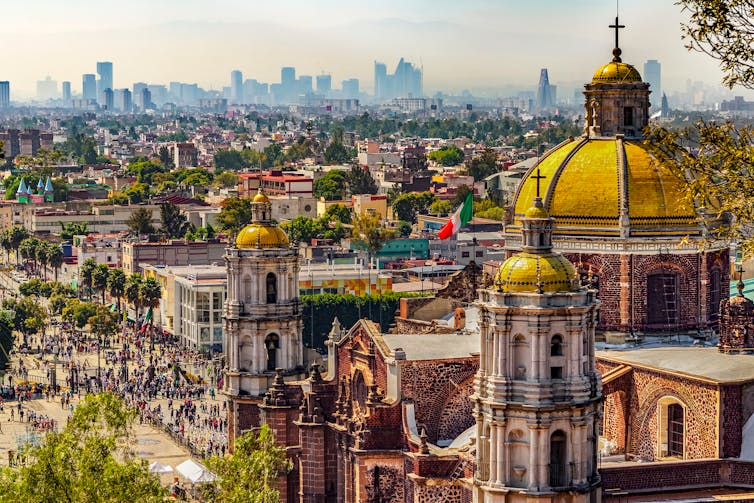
[[9, 319, 228, 459]]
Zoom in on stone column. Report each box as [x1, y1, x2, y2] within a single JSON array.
[[528, 425, 538, 490], [620, 254, 631, 330], [489, 424, 498, 485]]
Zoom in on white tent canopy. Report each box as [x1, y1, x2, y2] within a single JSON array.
[[176, 459, 217, 484], [148, 461, 174, 474]]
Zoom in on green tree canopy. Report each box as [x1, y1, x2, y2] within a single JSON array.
[[428, 145, 464, 166], [160, 202, 193, 238], [126, 208, 155, 236], [466, 148, 500, 181], [314, 170, 347, 200], [392, 192, 436, 224], [346, 165, 378, 195], [60, 221, 89, 241], [0, 392, 165, 503], [217, 197, 253, 237]]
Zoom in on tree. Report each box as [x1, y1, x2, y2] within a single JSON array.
[[108, 268, 127, 313], [80, 258, 97, 300], [125, 274, 143, 320], [281, 216, 322, 246], [0, 230, 11, 264], [6, 296, 47, 336], [92, 264, 110, 305], [313, 170, 347, 200], [642, 0, 754, 254], [9, 226, 29, 265], [62, 299, 98, 329], [346, 165, 378, 195], [467, 148, 500, 181], [217, 197, 253, 238], [0, 392, 166, 503], [428, 145, 464, 166], [392, 192, 436, 224], [323, 204, 352, 224], [35, 242, 50, 281], [88, 305, 120, 341], [203, 425, 291, 503], [126, 208, 155, 236], [19, 238, 40, 274], [215, 171, 239, 188], [323, 142, 354, 164], [160, 202, 192, 238], [429, 199, 454, 216], [454, 185, 474, 207], [139, 277, 161, 325], [47, 244, 64, 282], [351, 212, 395, 260], [60, 221, 89, 241], [158, 145, 173, 168], [398, 220, 413, 237], [214, 149, 246, 171]]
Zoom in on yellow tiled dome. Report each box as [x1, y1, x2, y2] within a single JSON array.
[[511, 138, 697, 237], [495, 252, 579, 293], [253, 191, 270, 203], [236, 223, 290, 248], [592, 61, 642, 83]]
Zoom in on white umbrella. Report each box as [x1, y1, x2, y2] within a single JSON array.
[[148, 461, 174, 474], [176, 459, 217, 484]]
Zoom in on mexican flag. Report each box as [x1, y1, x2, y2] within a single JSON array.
[[438, 193, 473, 240]]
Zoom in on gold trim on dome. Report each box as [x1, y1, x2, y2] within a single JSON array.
[[592, 61, 642, 83], [495, 252, 578, 293], [236, 223, 290, 248]]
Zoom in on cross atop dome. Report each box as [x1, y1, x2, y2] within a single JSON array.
[[609, 15, 626, 62]]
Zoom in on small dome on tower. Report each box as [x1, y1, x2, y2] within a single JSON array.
[[253, 190, 270, 204], [592, 61, 642, 83], [236, 224, 290, 249]]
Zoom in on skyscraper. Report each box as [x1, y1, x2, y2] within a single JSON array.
[[61, 81, 71, 101], [342, 78, 359, 99], [536, 68, 555, 111], [36, 76, 58, 101], [644, 59, 662, 109], [231, 70, 243, 103], [281, 67, 296, 100], [0, 81, 10, 108], [316, 74, 332, 96], [114, 89, 131, 112], [96, 61, 113, 103], [374, 62, 387, 99], [102, 88, 114, 110], [82, 74, 96, 101], [297, 75, 312, 96]]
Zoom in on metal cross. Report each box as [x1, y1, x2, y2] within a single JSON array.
[[531, 167, 546, 198], [609, 16, 625, 50]]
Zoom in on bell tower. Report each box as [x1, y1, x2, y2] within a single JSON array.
[[474, 195, 602, 503], [223, 189, 304, 444]]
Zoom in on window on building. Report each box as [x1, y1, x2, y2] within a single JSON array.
[[461, 251, 470, 258], [266, 272, 277, 304], [667, 403, 684, 457], [476, 251, 484, 257], [624, 106, 633, 126], [646, 272, 679, 327], [551, 335, 563, 356], [549, 431, 567, 487], [709, 268, 722, 319], [265, 333, 279, 371], [550, 366, 563, 379]]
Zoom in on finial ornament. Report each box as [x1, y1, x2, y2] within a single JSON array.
[[609, 15, 625, 62], [738, 266, 746, 297]]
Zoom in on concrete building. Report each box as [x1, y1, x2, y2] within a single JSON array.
[[122, 239, 226, 275], [0, 81, 9, 108], [644, 59, 661, 108], [172, 142, 198, 168], [237, 170, 313, 198], [96, 61, 113, 103], [82, 74, 96, 101], [351, 193, 387, 218]]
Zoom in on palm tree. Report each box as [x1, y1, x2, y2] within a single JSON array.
[[19, 238, 39, 274], [0, 230, 12, 264], [92, 264, 110, 305], [139, 277, 162, 323], [9, 226, 29, 266], [80, 258, 97, 300], [107, 269, 126, 313], [35, 242, 50, 281], [47, 244, 64, 282], [124, 274, 143, 321]]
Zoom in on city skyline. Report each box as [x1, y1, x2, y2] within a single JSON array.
[[0, 0, 743, 99]]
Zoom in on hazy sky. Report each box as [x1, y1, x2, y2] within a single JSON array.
[[0, 0, 740, 99]]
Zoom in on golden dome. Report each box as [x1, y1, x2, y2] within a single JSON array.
[[253, 191, 270, 204], [236, 223, 290, 248], [495, 252, 579, 293], [592, 61, 642, 83], [524, 204, 549, 219], [510, 137, 698, 237]]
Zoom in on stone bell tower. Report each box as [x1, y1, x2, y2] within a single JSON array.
[[473, 193, 602, 503], [223, 189, 304, 444]]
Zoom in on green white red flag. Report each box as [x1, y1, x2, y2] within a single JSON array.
[[437, 193, 473, 240]]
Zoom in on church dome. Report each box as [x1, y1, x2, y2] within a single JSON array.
[[236, 223, 290, 249], [253, 191, 270, 204], [509, 137, 698, 237], [592, 61, 642, 83], [495, 252, 579, 293]]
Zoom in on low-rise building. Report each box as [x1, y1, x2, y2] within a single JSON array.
[[122, 239, 226, 275], [237, 170, 313, 198], [351, 193, 387, 218]]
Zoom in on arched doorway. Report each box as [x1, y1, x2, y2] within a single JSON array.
[[658, 396, 685, 458], [646, 272, 679, 327], [709, 267, 722, 321], [549, 430, 567, 487], [265, 333, 279, 371], [266, 272, 277, 304]]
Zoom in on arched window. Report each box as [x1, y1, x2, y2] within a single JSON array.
[[266, 272, 277, 304], [264, 333, 279, 371], [549, 430, 567, 487], [243, 275, 252, 304], [513, 334, 527, 381], [658, 397, 685, 458], [709, 268, 722, 320], [352, 371, 367, 409], [550, 335, 563, 356]]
